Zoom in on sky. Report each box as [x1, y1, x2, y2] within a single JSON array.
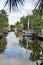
[[0, 0, 38, 25]]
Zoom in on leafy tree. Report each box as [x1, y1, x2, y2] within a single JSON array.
[[20, 16, 28, 30], [28, 8, 43, 61], [15, 21, 20, 28], [29, 9, 43, 34], [0, 10, 9, 34]]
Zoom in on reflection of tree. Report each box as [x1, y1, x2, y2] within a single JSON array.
[[30, 8, 43, 61], [19, 36, 27, 48], [0, 37, 7, 53], [19, 36, 42, 61]]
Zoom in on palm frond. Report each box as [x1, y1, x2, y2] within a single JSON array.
[[33, 0, 43, 18], [35, 0, 40, 9], [4, 0, 24, 11], [34, 0, 43, 9]]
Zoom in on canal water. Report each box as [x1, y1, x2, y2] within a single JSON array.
[[0, 32, 32, 60]]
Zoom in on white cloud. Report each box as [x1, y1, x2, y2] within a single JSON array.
[[0, 0, 38, 25], [8, 0, 35, 25]]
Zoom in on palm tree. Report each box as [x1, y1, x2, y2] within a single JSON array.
[[5, 0, 24, 11], [34, 0, 43, 62], [34, 0, 43, 17]]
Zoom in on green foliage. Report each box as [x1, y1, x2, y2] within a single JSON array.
[[20, 16, 28, 30], [0, 37, 7, 53], [15, 15, 30, 30], [19, 36, 27, 48], [15, 21, 20, 27], [15, 32, 20, 37], [14, 8, 43, 61], [29, 11, 43, 34], [29, 9, 43, 61], [0, 10, 9, 34], [19, 37, 42, 60]]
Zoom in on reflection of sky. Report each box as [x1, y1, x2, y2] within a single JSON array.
[[6, 32, 19, 47], [4, 32, 32, 60], [4, 32, 26, 58], [0, 0, 38, 25], [5, 47, 23, 58]]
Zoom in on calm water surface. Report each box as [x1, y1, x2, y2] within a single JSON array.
[[1, 32, 32, 60]]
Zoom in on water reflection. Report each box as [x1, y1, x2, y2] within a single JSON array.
[[0, 32, 42, 61], [19, 36, 27, 48], [4, 32, 31, 60], [0, 37, 7, 53]]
